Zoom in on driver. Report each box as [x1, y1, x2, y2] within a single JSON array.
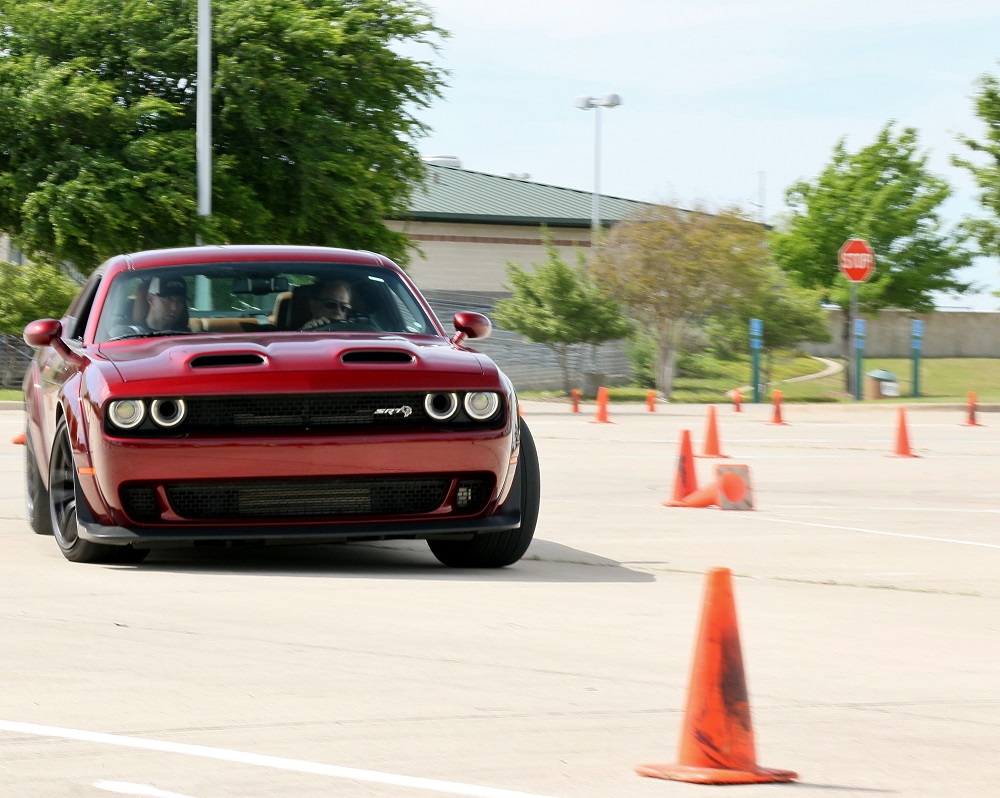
[[302, 280, 353, 329], [142, 277, 189, 332]]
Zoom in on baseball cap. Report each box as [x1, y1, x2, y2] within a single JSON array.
[[148, 277, 187, 297]]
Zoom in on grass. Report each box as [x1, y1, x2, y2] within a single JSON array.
[[3, 354, 998, 405], [524, 352, 1000, 404]]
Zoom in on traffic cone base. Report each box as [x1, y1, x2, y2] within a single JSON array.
[[636, 568, 797, 785], [717, 465, 754, 510], [636, 763, 798, 785]]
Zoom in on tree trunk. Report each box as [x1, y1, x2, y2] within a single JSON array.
[[655, 322, 683, 399]]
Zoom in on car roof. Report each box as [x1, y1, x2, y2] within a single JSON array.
[[116, 245, 393, 270]]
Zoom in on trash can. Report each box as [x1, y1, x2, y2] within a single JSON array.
[[866, 369, 900, 399]]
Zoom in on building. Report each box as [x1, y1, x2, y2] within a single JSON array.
[[387, 157, 653, 296]]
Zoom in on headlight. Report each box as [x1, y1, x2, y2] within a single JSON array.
[[150, 398, 187, 428], [108, 399, 146, 430], [463, 391, 500, 421], [425, 392, 459, 421]]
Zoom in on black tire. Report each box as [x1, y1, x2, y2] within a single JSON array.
[[25, 428, 53, 536], [48, 418, 149, 564], [429, 419, 541, 568]]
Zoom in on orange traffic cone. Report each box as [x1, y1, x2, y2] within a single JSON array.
[[733, 388, 742, 413], [668, 480, 720, 508], [591, 386, 612, 424], [646, 390, 657, 412], [12, 432, 26, 445], [636, 568, 797, 785], [887, 407, 919, 458], [663, 430, 699, 505], [697, 406, 729, 458], [570, 389, 581, 414], [961, 391, 983, 427], [767, 389, 788, 426]]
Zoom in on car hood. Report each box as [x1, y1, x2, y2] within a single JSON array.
[[99, 333, 490, 385]]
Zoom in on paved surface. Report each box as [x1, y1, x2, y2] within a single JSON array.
[[1, 400, 998, 797]]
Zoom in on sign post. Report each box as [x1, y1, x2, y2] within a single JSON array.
[[749, 318, 763, 403], [911, 319, 923, 398], [839, 239, 875, 400]]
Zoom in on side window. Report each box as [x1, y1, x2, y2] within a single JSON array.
[[64, 272, 103, 341]]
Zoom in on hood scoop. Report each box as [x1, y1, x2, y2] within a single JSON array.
[[191, 353, 266, 368], [341, 350, 414, 364]]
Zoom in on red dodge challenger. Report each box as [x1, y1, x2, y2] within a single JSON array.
[[21, 245, 539, 567]]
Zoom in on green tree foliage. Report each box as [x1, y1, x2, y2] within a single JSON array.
[[771, 122, 974, 315], [592, 203, 772, 399], [954, 67, 1000, 259], [706, 267, 831, 394], [0, 0, 446, 272], [0, 262, 80, 334], [494, 233, 628, 396]]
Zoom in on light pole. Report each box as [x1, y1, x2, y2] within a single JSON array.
[[575, 93, 622, 245], [196, 0, 212, 242]]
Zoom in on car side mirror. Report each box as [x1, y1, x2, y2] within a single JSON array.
[[24, 318, 86, 365], [24, 318, 63, 348], [452, 311, 492, 346]]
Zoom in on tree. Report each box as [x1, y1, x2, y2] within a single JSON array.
[[0, 262, 80, 335], [591, 203, 772, 398], [706, 266, 831, 394], [771, 123, 975, 388], [954, 67, 1000, 260], [0, 0, 446, 273], [494, 233, 628, 396]]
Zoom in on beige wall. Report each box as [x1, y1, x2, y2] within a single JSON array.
[[386, 220, 592, 293], [801, 309, 1000, 358]]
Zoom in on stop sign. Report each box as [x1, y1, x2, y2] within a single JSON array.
[[838, 238, 875, 283]]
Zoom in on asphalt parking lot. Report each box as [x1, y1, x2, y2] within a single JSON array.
[[1, 399, 999, 797]]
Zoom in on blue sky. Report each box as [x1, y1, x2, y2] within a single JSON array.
[[410, 0, 1000, 310]]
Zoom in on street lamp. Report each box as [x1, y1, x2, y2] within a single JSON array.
[[196, 0, 212, 240], [575, 93, 622, 245]]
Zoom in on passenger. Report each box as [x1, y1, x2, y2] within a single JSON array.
[[111, 276, 189, 337], [302, 280, 353, 329]]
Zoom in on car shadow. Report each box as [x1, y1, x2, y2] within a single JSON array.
[[129, 538, 655, 583]]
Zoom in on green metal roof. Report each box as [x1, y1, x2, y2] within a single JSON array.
[[399, 163, 653, 227]]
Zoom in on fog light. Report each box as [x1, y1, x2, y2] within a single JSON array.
[[463, 391, 499, 420], [108, 399, 145, 430], [456, 485, 473, 508]]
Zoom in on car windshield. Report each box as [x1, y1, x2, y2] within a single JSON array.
[[95, 261, 438, 343]]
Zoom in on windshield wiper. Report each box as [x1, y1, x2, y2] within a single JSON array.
[[107, 329, 194, 342]]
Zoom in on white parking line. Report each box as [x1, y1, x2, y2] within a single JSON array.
[[1, 720, 559, 798], [768, 518, 1000, 548]]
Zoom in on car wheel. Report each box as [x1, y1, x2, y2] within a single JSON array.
[[428, 419, 540, 568], [25, 429, 53, 536], [48, 418, 149, 564]]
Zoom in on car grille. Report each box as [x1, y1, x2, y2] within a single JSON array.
[[120, 476, 491, 522], [184, 393, 432, 430]]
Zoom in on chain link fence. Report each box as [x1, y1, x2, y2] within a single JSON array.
[[422, 290, 633, 393], [1, 333, 32, 390]]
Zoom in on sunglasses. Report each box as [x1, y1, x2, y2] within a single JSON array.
[[319, 299, 351, 313]]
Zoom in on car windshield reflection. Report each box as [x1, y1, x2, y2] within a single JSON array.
[[96, 261, 436, 343]]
